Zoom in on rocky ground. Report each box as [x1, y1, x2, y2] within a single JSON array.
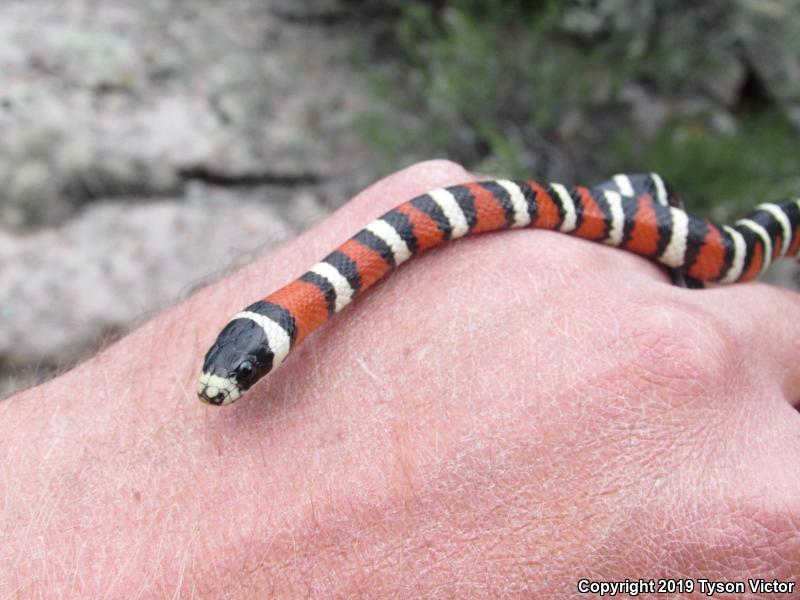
[[1, 0, 799, 396]]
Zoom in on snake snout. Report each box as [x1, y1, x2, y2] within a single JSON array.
[[199, 388, 225, 405], [196, 372, 241, 406]]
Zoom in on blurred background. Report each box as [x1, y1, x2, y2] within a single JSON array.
[[2, 0, 799, 396]]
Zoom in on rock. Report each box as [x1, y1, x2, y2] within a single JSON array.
[[0, 0, 382, 229], [0, 190, 300, 396], [736, 0, 800, 118]]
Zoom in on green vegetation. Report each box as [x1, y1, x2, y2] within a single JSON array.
[[614, 113, 800, 216], [358, 0, 800, 216]]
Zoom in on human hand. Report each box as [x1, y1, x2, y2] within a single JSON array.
[[2, 161, 798, 597]]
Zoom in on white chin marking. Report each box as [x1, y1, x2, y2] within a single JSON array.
[[197, 372, 241, 405]]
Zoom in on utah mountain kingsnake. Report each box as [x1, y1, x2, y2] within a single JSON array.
[[197, 173, 800, 405]]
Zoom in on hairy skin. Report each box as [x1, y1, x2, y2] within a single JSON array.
[[1, 161, 799, 598]]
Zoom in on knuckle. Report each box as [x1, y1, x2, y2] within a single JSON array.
[[621, 301, 744, 399]]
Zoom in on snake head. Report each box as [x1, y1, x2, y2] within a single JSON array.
[[196, 316, 273, 406]]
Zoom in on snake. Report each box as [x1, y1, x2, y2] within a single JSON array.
[[196, 173, 800, 405]]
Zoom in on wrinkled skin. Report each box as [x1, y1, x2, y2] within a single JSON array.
[[1, 161, 799, 598]]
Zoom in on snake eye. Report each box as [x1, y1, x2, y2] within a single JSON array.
[[235, 360, 254, 381]]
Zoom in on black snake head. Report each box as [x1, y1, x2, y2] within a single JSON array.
[[196, 316, 274, 406]]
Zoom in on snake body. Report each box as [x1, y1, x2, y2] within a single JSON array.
[[196, 173, 800, 405]]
